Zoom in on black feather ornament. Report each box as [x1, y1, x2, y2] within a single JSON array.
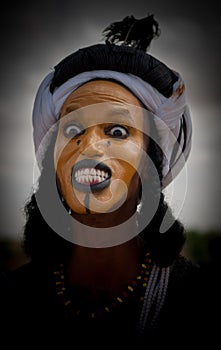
[[102, 14, 160, 52]]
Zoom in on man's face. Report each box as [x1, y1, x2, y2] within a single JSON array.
[[54, 80, 147, 215]]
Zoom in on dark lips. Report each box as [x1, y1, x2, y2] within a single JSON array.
[[71, 159, 112, 193]]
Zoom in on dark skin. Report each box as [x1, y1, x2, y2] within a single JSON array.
[[55, 80, 149, 308], [67, 238, 144, 306]]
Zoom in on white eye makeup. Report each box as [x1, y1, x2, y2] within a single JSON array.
[[63, 123, 85, 139]]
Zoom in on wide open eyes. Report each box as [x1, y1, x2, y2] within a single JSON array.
[[105, 125, 129, 139], [63, 123, 85, 139], [62, 123, 129, 139]]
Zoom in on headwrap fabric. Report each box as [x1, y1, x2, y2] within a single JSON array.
[[32, 69, 192, 188], [50, 44, 178, 98]]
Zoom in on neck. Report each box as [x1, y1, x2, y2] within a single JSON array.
[[72, 195, 138, 228], [66, 236, 145, 303], [65, 200, 145, 303], [69, 199, 140, 248]]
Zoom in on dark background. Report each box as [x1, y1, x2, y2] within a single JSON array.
[[0, 0, 220, 270]]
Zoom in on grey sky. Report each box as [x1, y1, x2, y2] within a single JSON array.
[[0, 0, 220, 239]]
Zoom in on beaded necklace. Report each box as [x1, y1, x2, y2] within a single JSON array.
[[53, 251, 152, 321]]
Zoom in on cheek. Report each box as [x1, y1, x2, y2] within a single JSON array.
[[55, 138, 80, 169], [116, 162, 139, 187], [56, 163, 71, 200], [54, 143, 78, 192], [110, 141, 144, 171]]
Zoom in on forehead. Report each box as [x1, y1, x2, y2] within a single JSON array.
[[60, 80, 143, 115], [59, 80, 147, 131], [63, 104, 146, 131]]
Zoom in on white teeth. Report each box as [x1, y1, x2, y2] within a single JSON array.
[[75, 167, 109, 184], [90, 168, 96, 175]]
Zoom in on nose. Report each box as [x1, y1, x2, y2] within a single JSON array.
[[81, 127, 105, 158]]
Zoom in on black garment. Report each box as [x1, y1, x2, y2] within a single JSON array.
[[0, 255, 216, 347]]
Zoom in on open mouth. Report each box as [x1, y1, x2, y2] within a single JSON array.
[[72, 159, 112, 193]]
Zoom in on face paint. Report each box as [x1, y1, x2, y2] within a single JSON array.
[[54, 80, 148, 215], [83, 192, 90, 214]]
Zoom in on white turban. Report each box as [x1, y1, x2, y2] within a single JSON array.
[[32, 69, 192, 188]]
